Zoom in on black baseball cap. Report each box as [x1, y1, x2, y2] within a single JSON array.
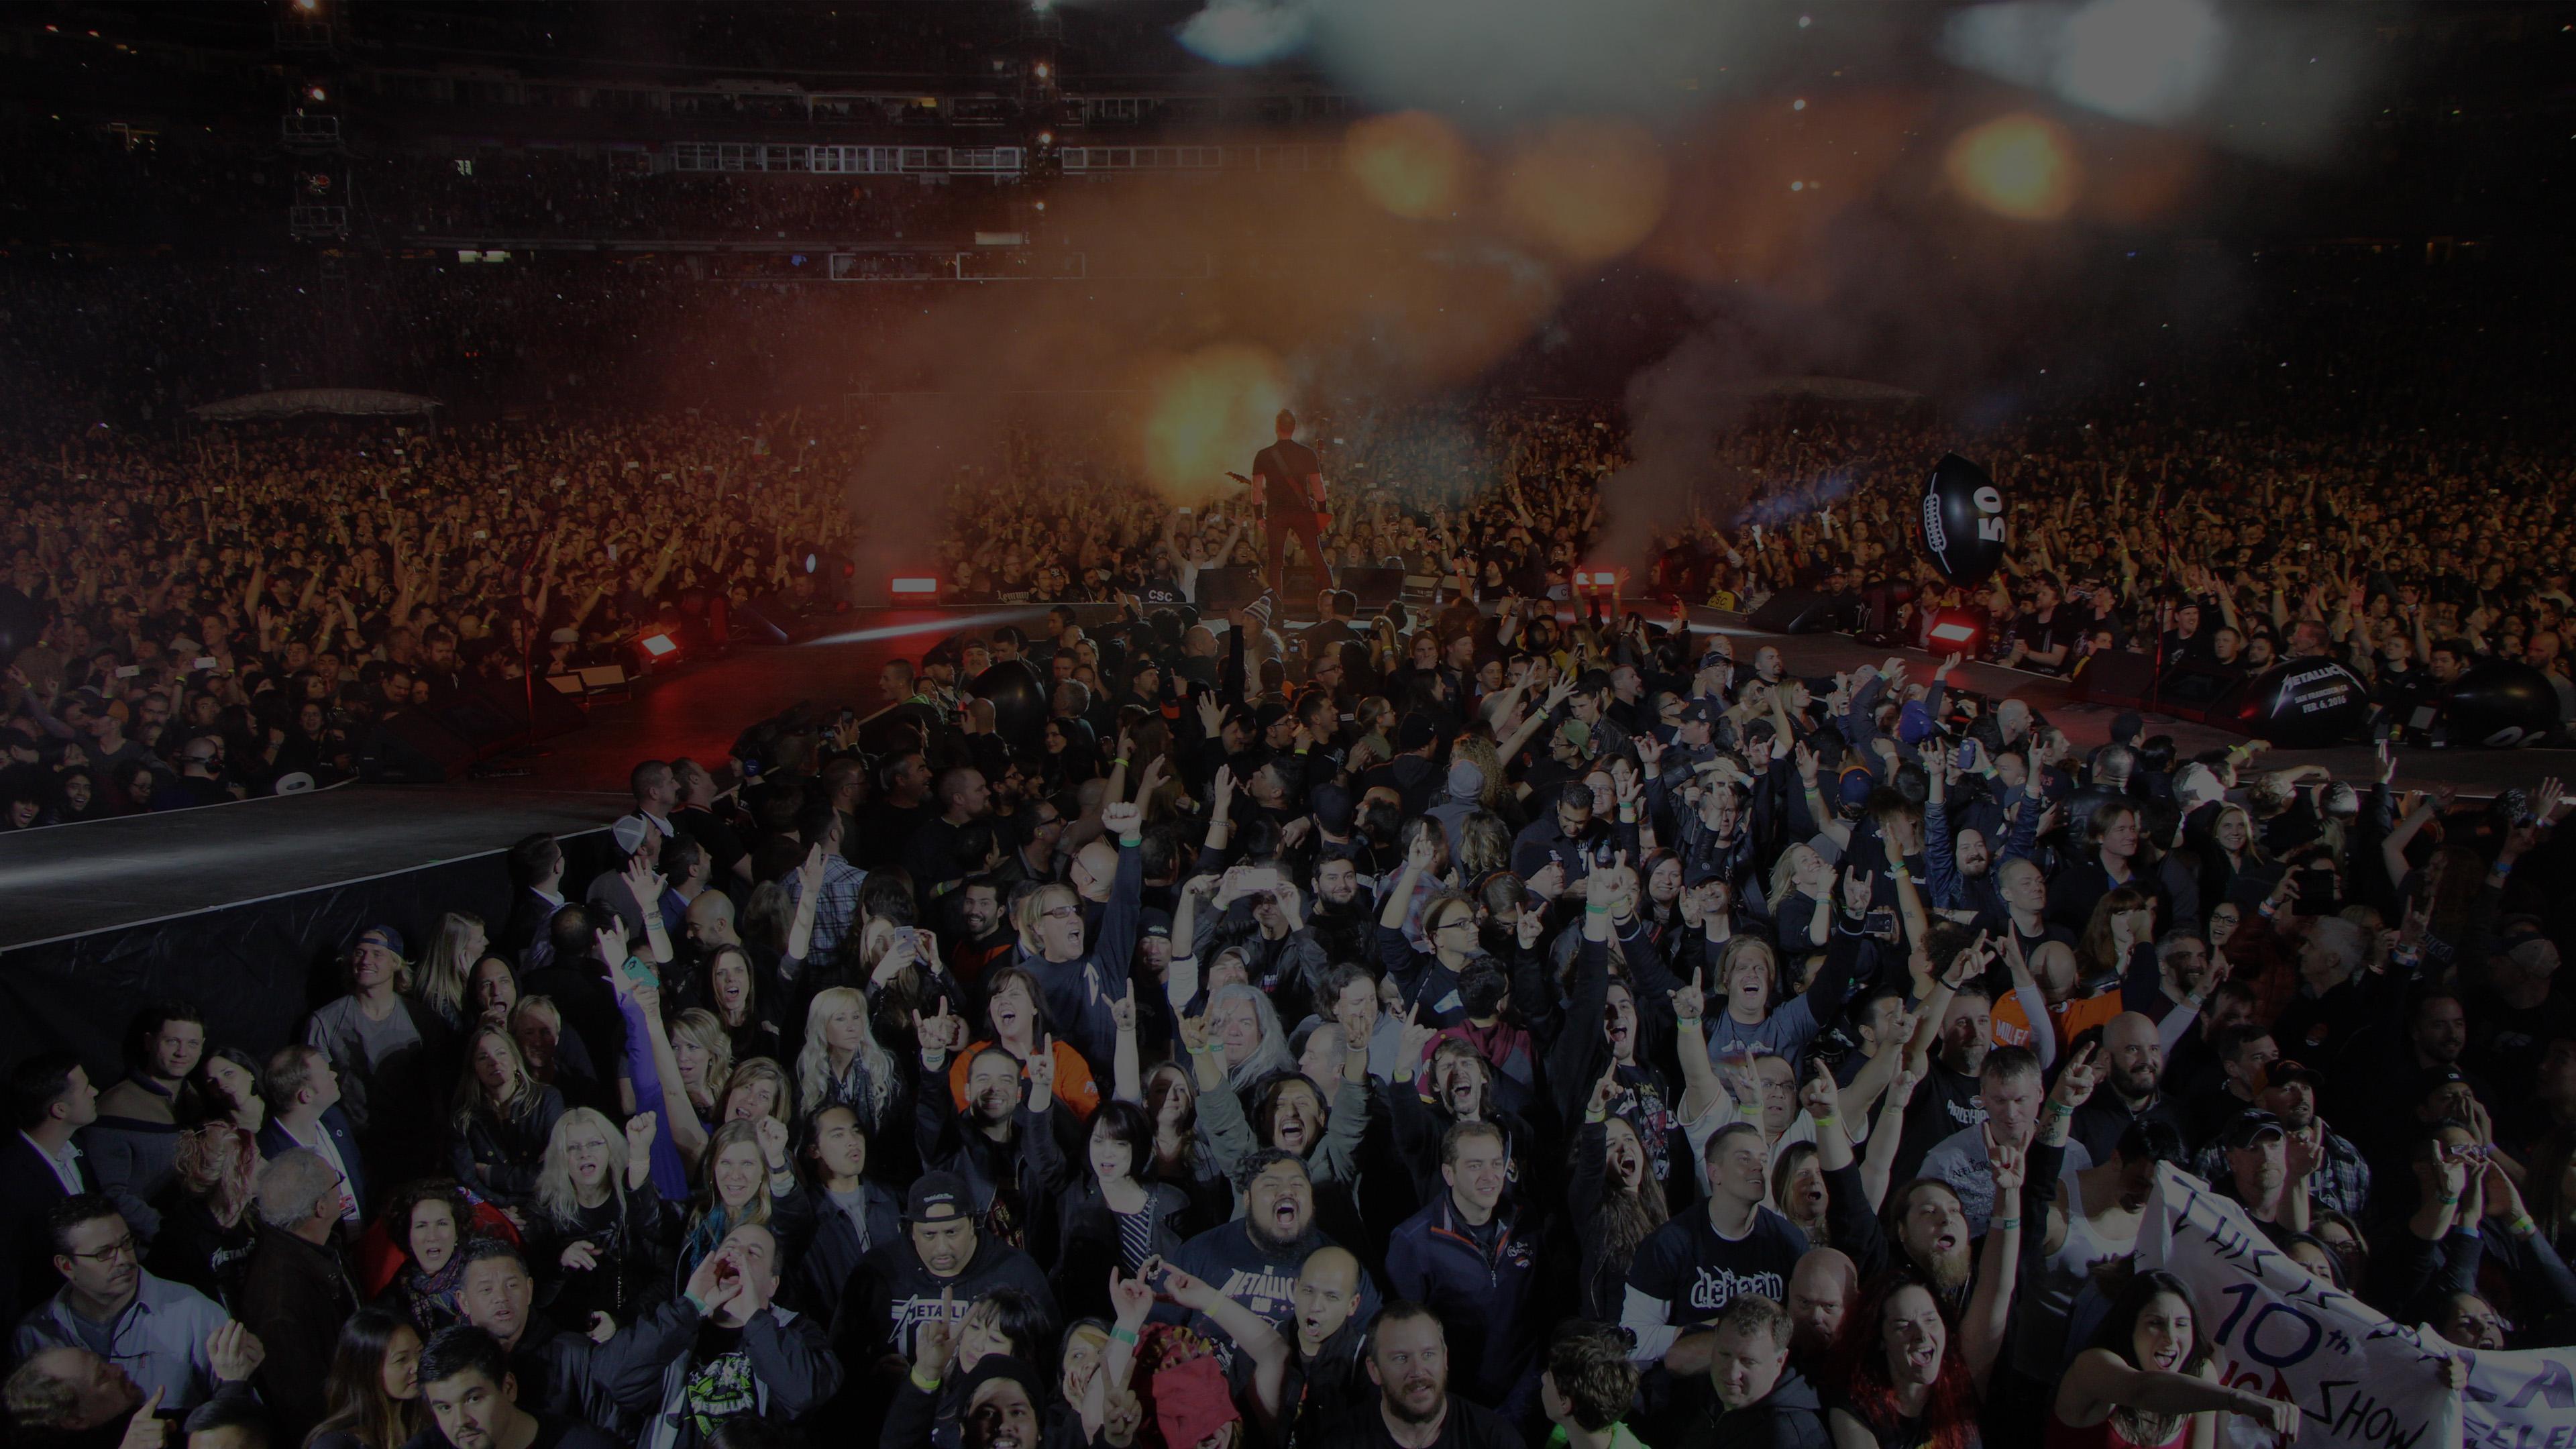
[[906, 1171, 971, 1222], [2221, 1110, 2286, 1150]]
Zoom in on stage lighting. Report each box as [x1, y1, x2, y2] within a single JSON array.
[[1925, 610, 1984, 652]]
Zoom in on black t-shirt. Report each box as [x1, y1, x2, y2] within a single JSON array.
[[1624, 1203, 1810, 1328], [1255, 439, 1323, 515], [1892, 1065, 1985, 1185], [2014, 609, 2082, 672], [1320, 1397, 1521, 1449]]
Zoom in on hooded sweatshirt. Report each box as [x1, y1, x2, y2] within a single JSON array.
[[1426, 759, 1486, 860], [1677, 1368, 1832, 1449]]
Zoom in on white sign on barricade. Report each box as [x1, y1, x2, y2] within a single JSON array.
[[2138, 1163, 2576, 1449]]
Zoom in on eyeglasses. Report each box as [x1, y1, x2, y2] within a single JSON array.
[[67, 1235, 138, 1265], [1042, 906, 1080, 922]]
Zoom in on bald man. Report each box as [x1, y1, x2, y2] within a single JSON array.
[[1266, 1247, 1371, 1448], [1784, 1248, 1857, 1375], [2068, 1012, 2188, 1164]]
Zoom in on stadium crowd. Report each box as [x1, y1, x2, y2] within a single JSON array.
[[1, 194, 2571, 1449], [10, 527, 2561, 1449]]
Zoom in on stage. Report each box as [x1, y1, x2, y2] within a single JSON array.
[[4, 603, 2566, 956]]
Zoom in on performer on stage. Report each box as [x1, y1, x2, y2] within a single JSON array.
[[1242, 409, 1334, 594]]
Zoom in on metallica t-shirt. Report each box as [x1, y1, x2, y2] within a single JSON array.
[[1165, 1222, 1382, 1358]]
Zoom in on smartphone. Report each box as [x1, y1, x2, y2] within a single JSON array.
[[1953, 741, 1976, 769], [2294, 867, 2339, 915], [1864, 908, 1896, 935]]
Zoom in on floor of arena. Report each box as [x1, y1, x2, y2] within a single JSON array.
[[7, 606, 2566, 953]]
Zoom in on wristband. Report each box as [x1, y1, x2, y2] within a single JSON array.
[[1674, 1015, 1702, 1027], [2508, 1214, 2538, 1236], [2435, 1192, 2461, 1206], [1585, 1108, 1609, 1124], [1811, 1114, 1835, 1128], [1587, 904, 1611, 915], [2043, 1100, 2074, 1117], [1108, 1326, 1140, 1345], [1120, 835, 1142, 848], [2493, 860, 2516, 875], [1992, 1217, 2022, 1231], [1114, 757, 1130, 768], [911, 1367, 944, 1393]]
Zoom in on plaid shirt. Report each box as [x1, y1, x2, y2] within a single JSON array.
[[786, 855, 868, 958], [2191, 1122, 2371, 1220]]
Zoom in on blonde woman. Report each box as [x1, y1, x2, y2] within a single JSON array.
[[448, 1026, 566, 1206], [415, 912, 486, 1032], [147, 1118, 262, 1305], [718, 1057, 795, 1127], [528, 1107, 670, 1330], [675, 1116, 808, 1285], [794, 986, 905, 1136], [668, 1009, 734, 1134]]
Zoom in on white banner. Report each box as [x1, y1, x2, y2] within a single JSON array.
[[2137, 1163, 2576, 1449]]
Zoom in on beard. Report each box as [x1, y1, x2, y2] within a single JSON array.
[[1383, 1379, 1445, 1425], [1919, 1242, 1972, 1296]]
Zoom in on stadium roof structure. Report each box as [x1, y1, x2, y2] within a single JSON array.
[[1716, 376, 1925, 403], [187, 388, 445, 422]]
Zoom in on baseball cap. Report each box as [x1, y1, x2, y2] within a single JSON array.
[[273, 771, 317, 796], [906, 1171, 971, 1222], [958, 1355, 1042, 1413], [2221, 1110, 2286, 1149], [1139, 908, 1173, 941], [1396, 712, 1438, 753], [356, 925, 406, 958], [1676, 700, 1714, 724], [2421, 1067, 2469, 1096], [1682, 860, 1731, 889], [2264, 1059, 2322, 1091], [1255, 701, 1293, 731], [1896, 700, 1937, 745], [1838, 768, 1876, 808], [1558, 718, 1592, 751], [611, 814, 653, 855]]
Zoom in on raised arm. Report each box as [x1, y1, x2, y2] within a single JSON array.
[[1958, 1127, 2024, 1393], [1669, 971, 1731, 1124]]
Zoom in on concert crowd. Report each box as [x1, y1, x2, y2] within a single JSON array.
[[9, 504, 2561, 1449], [5, 215, 2576, 1449]]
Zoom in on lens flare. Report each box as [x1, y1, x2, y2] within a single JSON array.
[[1944, 113, 2078, 221], [1139, 344, 1287, 500], [1500, 118, 1670, 264], [1345, 111, 1468, 220]]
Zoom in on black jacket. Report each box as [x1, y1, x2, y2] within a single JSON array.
[[507, 1294, 703, 1438], [0, 1133, 91, 1322], [1677, 1369, 1833, 1449], [837, 1235, 1059, 1363], [795, 1180, 903, 1324]]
